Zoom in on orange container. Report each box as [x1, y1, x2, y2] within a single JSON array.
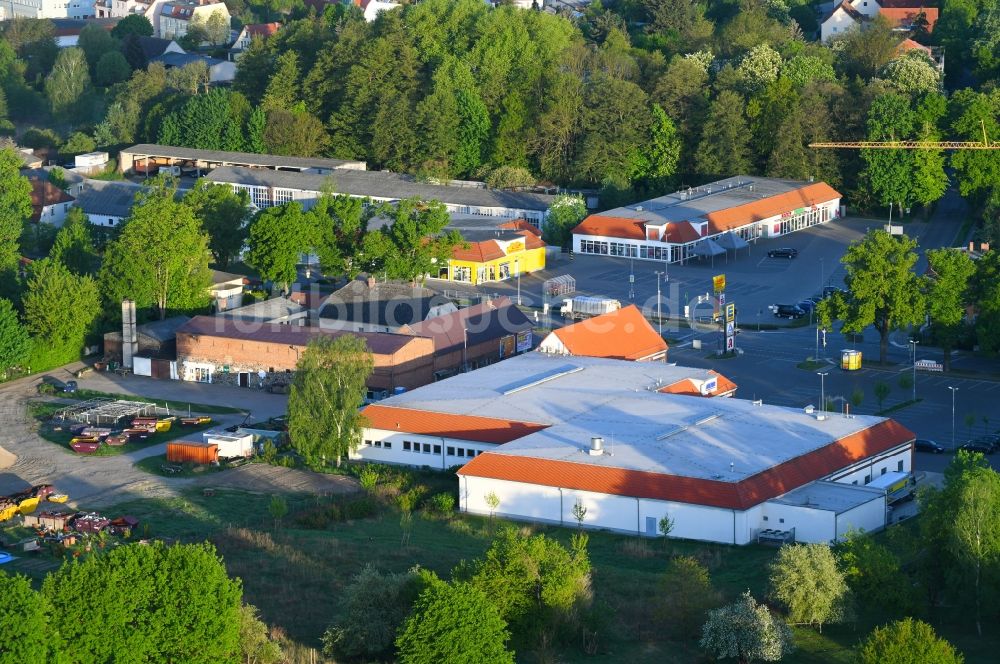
[[166, 441, 218, 464]]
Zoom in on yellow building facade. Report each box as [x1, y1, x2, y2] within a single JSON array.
[[443, 231, 546, 286]]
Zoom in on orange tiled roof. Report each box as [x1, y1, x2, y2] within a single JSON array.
[[572, 215, 646, 240], [704, 182, 841, 234], [550, 305, 667, 361], [498, 219, 542, 236], [896, 38, 931, 55], [245, 22, 280, 37], [880, 6, 938, 30], [659, 370, 737, 397], [665, 221, 701, 244], [361, 404, 549, 444], [458, 419, 915, 509], [452, 239, 506, 263]]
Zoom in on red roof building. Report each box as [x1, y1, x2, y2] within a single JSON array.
[[30, 178, 75, 224], [572, 177, 842, 264], [537, 305, 668, 362]]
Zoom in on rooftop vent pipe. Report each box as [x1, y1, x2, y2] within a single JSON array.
[[589, 436, 604, 456]]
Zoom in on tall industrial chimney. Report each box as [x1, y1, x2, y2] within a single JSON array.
[[122, 299, 137, 369]]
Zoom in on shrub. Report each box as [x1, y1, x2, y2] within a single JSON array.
[[358, 465, 380, 492], [428, 492, 456, 515]]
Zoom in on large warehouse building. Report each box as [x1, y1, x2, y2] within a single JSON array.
[[572, 176, 842, 263], [355, 354, 914, 545]]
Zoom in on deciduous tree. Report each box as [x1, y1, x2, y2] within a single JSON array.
[[244, 202, 311, 292], [818, 230, 925, 364], [925, 248, 976, 371], [695, 91, 751, 178], [700, 590, 794, 663], [110, 14, 153, 39], [49, 207, 97, 275], [948, 466, 1000, 636], [543, 194, 586, 248], [287, 334, 373, 467], [0, 147, 31, 273], [359, 199, 460, 283], [768, 543, 852, 632], [99, 176, 211, 320], [23, 258, 100, 365], [184, 181, 250, 269], [858, 618, 964, 664], [0, 298, 30, 377], [45, 47, 90, 118], [0, 572, 58, 663], [395, 579, 515, 664]]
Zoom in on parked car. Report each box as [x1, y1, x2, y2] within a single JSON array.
[[767, 247, 798, 259], [823, 286, 846, 299], [40, 376, 77, 393], [959, 439, 997, 454], [774, 304, 806, 319], [797, 300, 817, 313], [914, 439, 945, 454]]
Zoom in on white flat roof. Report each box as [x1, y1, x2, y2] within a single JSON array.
[[377, 353, 898, 483], [768, 480, 885, 514]]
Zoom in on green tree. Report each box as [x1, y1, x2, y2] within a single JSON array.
[[836, 16, 899, 80], [77, 23, 117, 77], [925, 248, 976, 371], [233, 38, 274, 106], [467, 526, 591, 637], [660, 555, 719, 638], [695, 91, 751, 177], [263, 108, 328, 157], [638, 104, 681, 189], [837, 530, 916, 615], [543, 194, 587, 248], [23, 258, 100, 365], [878, 52, 942, 95], [245, 202, 311, 293], [49, 207, 98, 275], [949, 90, 1000, 200], [863, 93, 917, 214], [322, 565, 423, 661], [61, 132, 96, 157], [110, 14, 153, 39], [307, 192, 370, 278], [769, 543, 851, 632], [700, 590, 794, 663], [237, 604, 283, 664], [287, 334, 373, 467], [268, 494, 287, 529], [395, 579, 515, 664], [0, 298, 30, 377], [246, 106, 267, 153], [43, 542, 242, 663], [99, 176, 211, 320], [95, 51, 131, 87], [858, 618, 964, 664], [874, 380, 891, 411], [45, 47, 90, 118], [0, 147, 32, 273], [261, 51, 301, 112], [359, 199, 460, 283], [948, 466, 1000, 636], [818, 230, 925, 364], [0, 572, 58, 663], [184, 181, 250, 269], [971, 250, 1000, 353]]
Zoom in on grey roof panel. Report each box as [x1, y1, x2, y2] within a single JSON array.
[[74, 181, 143, 218], [122, 144, 365, 171]]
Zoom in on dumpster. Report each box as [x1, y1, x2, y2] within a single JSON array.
[[841, 349, 862, 371]]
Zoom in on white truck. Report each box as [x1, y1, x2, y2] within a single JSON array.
[[560, 296, 622, 320]]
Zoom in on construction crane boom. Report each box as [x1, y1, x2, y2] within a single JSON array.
[[809, 141, 999, 149]]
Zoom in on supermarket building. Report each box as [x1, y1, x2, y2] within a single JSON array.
[[572, 176, 842, 263], [353, 353, 914, 545]]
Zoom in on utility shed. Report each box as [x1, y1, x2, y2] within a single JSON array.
[[23, 510, 73, 531], [202, 430, 254, 458], [167, 440, 219, 464]]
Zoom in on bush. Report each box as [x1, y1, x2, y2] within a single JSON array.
[[428, 492, 455, 515], [358, 465, 380, 492], [397, 485, 428, 513], [22, 127, 63, 150]]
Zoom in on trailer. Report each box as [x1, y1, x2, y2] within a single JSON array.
[[560, 296, 622, 320]]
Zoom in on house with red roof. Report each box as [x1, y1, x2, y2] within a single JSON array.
[[30, 178, 75, 225], [572, 176, 841, 264], [350, 353, 915, 544], [229, 22, 280, 61], [821, 0, 938, 42], [538, 305, 669, 362]]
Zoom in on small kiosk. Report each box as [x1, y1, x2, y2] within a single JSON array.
[[841, 349, 862, 371]]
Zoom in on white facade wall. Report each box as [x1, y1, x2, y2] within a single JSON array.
[[38, 202, 73, 225], [132, 356, 152, 376], [821, 9, 859, 41], [760, 502, 837, 544], [537, 332, 569, 355], [81, 212, 125, 227], [836, 496, 886, 540], [5, 0, 70, 18], [824, 443, 912, 487], [68, 0, 95, 17], [351, 428, 496, 469]]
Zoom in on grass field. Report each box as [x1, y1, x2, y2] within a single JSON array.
[[85, 486, 998, 664]]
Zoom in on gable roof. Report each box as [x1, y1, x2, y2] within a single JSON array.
[[880, 6, 938, 30], [319, 278, 450, 327], [659, 370, 738, 397], [73, 180, 142, 218], [572, 215, 646, 240], [498, 219, 542, 236], [404, 297, 532, 354], [243, 22, 280, 37], [452, 239, 506, 263], [896, 37, 932, 55], [361, 404, 549, 444], [30, 179, 74, 220], [548, 305, 667, 361], [704, 182, 841, 234], [458, 419, 914, 510], [138, 36, 181, 60], [824, 0, 865, 23]]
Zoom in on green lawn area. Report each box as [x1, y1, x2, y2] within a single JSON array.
[[86, 485, 1000, 664], [65, 389, 247, 415]]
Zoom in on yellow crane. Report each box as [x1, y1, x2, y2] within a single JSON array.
[[809, 121, 999, 150]]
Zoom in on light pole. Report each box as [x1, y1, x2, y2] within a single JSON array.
[[909, 339, 919, 402], [818, 371, 829, 413], [654, 270, 664, 336], [948, 386, 958, 448]]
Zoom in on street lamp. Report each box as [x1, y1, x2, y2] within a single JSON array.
[[654, 270, 665, 336], [818, 371, 829, 413], [909, 339, 919, 402], [948, 386, 958, 448]]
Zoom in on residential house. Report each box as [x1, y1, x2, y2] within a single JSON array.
[[151, 51, 236, 84], [352, 0, 399, 21], [174, 315, 436, 392], [228, 21, 279, 60], [155, 0, 230, 42], [821, 0, 938, 42], [94, 0, 151, 18], [73, 180, 141, 227], [318, 277, 458, 334], [3, 0, 95, 19], [210, 270, 246, 312], [137, 35, 185, 60], [399, 296, 533, 379], [30, 178, 75, 225], [537, 305, 668, 362]]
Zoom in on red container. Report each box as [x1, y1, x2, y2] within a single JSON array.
[[71, 440, 100, 454], [166, 441, 218, 464]]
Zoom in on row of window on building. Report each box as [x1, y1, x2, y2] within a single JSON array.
[[362, 439, 482, 458], [852, 460, 905, 485]]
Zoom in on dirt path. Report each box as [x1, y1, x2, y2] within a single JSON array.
[[0, 373, 357, 509]]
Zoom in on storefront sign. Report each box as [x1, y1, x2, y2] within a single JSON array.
[[713, 274, 726, 292], [515, 330, 533, 353], [505, 241, 525, 254]]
